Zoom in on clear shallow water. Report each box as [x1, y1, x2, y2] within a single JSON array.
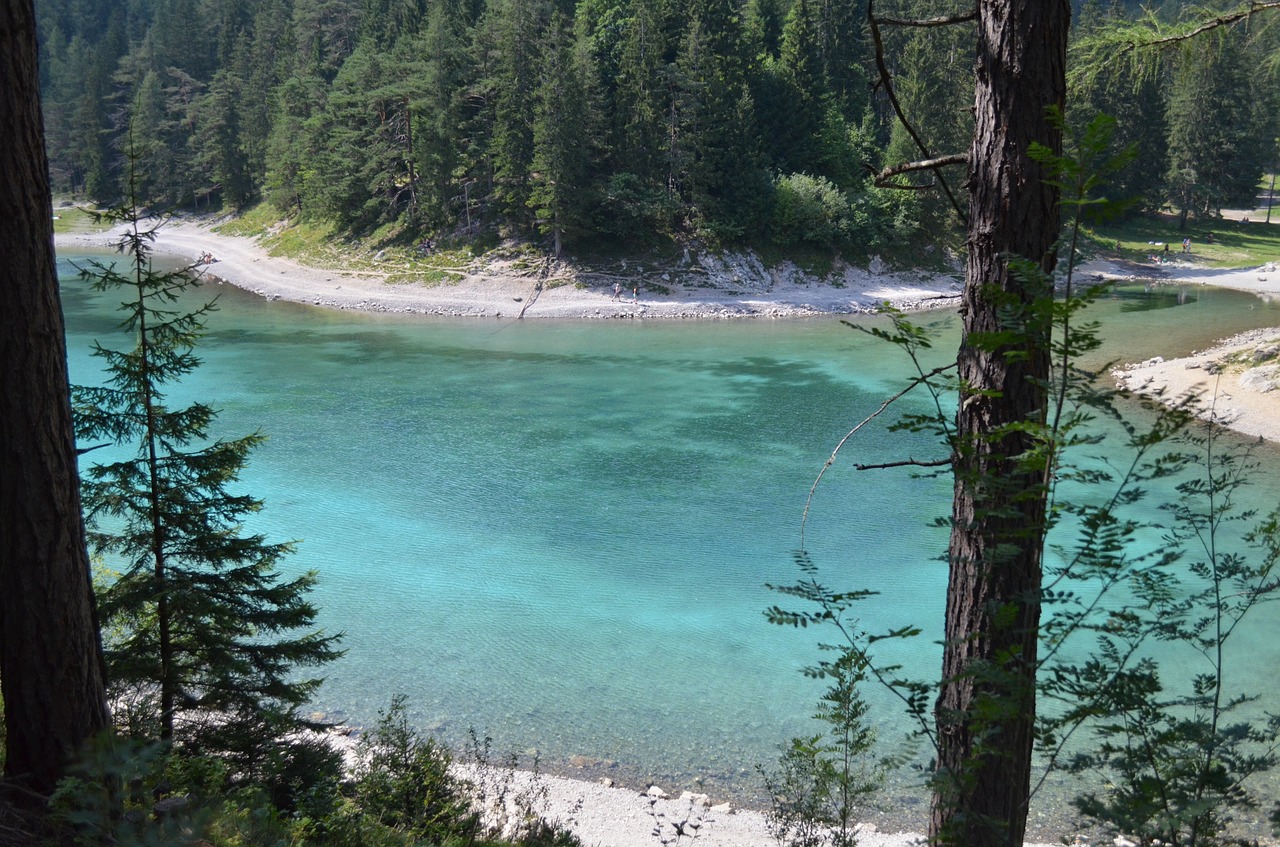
[[60, 254, 1280, 828]]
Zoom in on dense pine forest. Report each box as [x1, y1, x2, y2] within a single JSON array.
[[35, 0, 1279, 257]]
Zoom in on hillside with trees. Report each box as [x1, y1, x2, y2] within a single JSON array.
[[34, 0, 1279, 259]]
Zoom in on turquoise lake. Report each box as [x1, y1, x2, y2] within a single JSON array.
[[60, 253, 1280, 827]]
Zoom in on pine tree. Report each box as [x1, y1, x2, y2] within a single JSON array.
[[477, 0, 551, 224], [73, 163, 342, 771], [415, 0, 474, 229], [1165, 29, 1271, 225], [1068, 0, 1166, 213], [676, 13, 768, 240], [529, 13, 601, 256], [191, 68, 254, 208]]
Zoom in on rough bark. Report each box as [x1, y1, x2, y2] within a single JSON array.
[[1, 0, 112, 797], [930, 0, 1070, 844]]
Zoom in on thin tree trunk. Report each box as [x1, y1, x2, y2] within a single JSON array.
[[930, 0, 1069, 844], [1, 0, 112, 797]]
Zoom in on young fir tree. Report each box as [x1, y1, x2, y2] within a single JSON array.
[[73, 170, 342, 773]]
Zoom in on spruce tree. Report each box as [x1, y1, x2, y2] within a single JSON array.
[[1165, 30, 1271, 225], [73, 165, 342, 772], [529, 12, 600, 255]]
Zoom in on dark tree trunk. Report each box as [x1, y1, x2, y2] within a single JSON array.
[[930, 0, 1069, 844], [1, 0, 112, 798]]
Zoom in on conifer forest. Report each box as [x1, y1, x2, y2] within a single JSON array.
[[36, 0, 1279, 255]]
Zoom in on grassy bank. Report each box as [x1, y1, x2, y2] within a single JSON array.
[[61, 195, 1280, 279], [51, 203, 110, 235], [1089, 211, 1280, 268]]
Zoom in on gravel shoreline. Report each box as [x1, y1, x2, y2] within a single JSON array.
[[55, 218, 966, 319]]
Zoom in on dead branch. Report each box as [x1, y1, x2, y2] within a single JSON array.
[[800, 362, 957, 548], [517, 255, 554, 319], [876, 10, 977, 27], [853, 457, 952, 471], [868, 0, 968, 222], [875, 153, 969, 189]]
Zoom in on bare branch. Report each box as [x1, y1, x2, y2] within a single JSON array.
[[853, 457, 952, 471], [800, 362, 957, 548], [875, 153, 969, 189], [867, 0, 969, 222], [876, 10, 977, 27]]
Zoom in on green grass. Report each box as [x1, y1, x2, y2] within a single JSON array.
[[51, 203, 110, 234], [213, 201, 280, 237], [213, 203, 481, 285], [1089, 211, 1280, 268]]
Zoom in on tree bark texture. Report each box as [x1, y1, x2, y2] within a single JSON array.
[[931, 0, 1069, 844], [1, 0, 112, 797]]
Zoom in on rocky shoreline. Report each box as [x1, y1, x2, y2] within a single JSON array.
[[1112, 326, 1280, 443], [55, 218, 966, 319]]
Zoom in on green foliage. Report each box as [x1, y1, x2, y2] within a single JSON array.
[[528, 12, 602, 256], [47, 735, 349, 847], [72, 160, 343, 775], [771, 173, 847, 247], [758, 645, 882, 847], [1089, 210, 1280, 268], [1165, 31, 1274, 223], [34, 0, 1280, 252], [48, 737, 234, 847], [347, 695, 477, 843], [1050, 429, 1280, 847], [1069, 0, 1166, 214], [769, 111, 1279, 844]]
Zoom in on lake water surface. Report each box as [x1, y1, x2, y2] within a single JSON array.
[[60, 254, 1280, 829]]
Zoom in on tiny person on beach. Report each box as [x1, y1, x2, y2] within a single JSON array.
[[613, 282, 620, 301], [633, 286, 638, 303]]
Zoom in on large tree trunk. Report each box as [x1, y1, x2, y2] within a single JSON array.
[[1, 0, 112, 798], [930, 0, 1069, 844]]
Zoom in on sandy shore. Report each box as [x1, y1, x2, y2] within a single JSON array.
[[1112, 326, 1280, 442], [1084, 258, 1280, 443], [56, 218, 965, 319], [461, 765, 947, 847]]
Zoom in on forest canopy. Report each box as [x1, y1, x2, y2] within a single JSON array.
[[35, 0, 1280, 254]]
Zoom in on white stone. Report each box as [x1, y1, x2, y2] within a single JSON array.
[[678, 791, 712, 808]]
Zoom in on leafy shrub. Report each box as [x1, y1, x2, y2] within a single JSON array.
[[349, 695, 478, 843], [771, 173, 850, 248], [758, 648, 881, 847]]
